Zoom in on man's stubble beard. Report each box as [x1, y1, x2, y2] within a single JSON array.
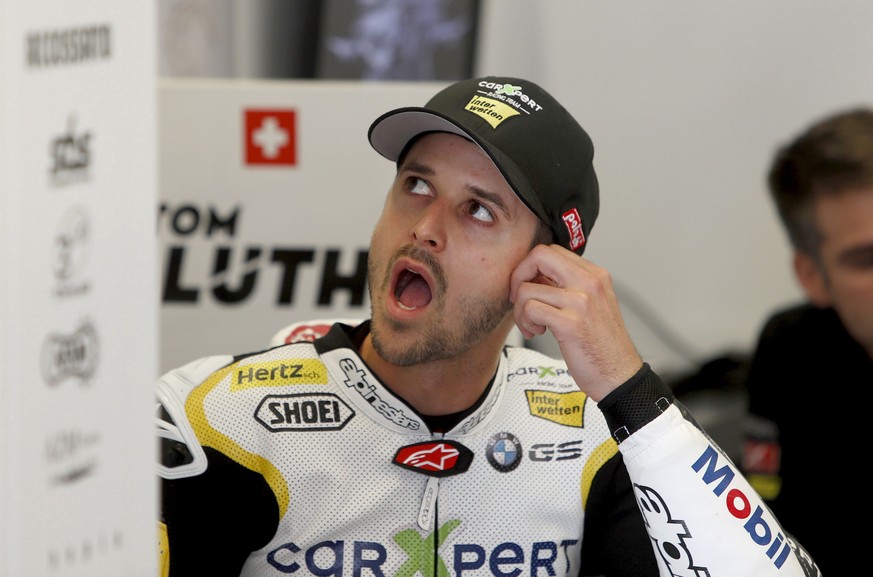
[[367, 247, 511, 367]]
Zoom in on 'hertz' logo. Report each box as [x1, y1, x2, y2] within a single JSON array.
[[232, 359, 327, 390]]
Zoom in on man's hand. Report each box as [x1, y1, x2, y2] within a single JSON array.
[[509, 244, 643, 401]]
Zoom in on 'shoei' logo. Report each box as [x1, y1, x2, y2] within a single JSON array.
[[256, 393, 354, 431]]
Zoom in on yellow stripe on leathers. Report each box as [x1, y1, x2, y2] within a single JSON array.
[[581, 439, 619, 510], [186, 363, 291, 517], [158, 521, 169, 577]]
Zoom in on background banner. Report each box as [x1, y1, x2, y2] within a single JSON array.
[[159, 80, 442, 373], [0, 1, 157, 575]]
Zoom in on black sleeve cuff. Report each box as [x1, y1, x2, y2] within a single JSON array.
[[596, 363, 675, 444]]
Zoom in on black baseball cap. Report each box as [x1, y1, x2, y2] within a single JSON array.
[[367, 76, 599, 254]]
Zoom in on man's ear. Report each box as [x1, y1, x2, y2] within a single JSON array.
[[793, 251, 831, 307]]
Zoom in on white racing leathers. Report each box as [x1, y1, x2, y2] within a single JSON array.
[[157, 322, 820, 577]]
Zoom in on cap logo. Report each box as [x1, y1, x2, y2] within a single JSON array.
[[464, 96, 519, 129], [494, 83, 522, 96], [476, 81, 544, 113], [561, 209, 586, 251]]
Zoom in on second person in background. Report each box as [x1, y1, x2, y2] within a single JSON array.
[[742, 106, 873, 577]]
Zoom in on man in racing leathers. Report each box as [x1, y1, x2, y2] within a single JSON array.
[[157, 76, 821, 577]]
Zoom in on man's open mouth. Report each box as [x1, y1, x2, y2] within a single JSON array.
[[394, 268, 432, 310]]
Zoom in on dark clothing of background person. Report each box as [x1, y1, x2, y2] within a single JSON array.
[[743, 302, 868, 576]]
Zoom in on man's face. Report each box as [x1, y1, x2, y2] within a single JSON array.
[[366, 132, 540, 366], [802, 185, 873, 356]]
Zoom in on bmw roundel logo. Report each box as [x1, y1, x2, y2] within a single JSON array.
[[486, 432, 522, 472]]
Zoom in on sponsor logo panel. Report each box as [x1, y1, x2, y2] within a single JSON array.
[[506, 365, 574, 385], [338, 357, 420, 430], [232, 359, 328, 390], [49, 115, 92, 186], [485, 432, 522, 472], [41, 319, 100, 387], [267, 521, 580, 577], [53, 204, 92, 298], [45, 427, 101, 485], [561, 208, 586, 251], [633, 483, 707, 575], [692, 445, 806, 570], [392, 440, 473, 477], [528, 440, 583, 462], [255, 393, 354, 431], [525, 389, 585, 428], [46, 527, 125, 572], [475, 80, 545, 113], [26, 24, 112, 68], [464, 95, 519, 129]]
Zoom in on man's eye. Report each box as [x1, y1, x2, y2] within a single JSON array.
[[840, 247, 873, 270], [846, 253, 873, 270], [408, 177, 431, 196], [469, 201, 494, 223]]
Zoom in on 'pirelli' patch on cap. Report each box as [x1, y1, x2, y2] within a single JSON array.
[[525, 389, 586, 428], [231, 359, 328, 390]]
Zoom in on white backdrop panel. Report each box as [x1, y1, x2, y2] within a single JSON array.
[[159, 80, 442, 374], [0, 2, 157, 575], [477, 0, 873, 374]]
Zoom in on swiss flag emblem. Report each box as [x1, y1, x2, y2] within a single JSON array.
[[244, 109, 296, 166]]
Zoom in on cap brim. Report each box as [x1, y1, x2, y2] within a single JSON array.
[[369, 107, 473, 162], [368, 107, 547, 222]]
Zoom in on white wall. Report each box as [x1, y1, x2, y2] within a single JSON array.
[[1, 1, 157, 574], [157, 0, 873, 379], [477, 0, 873, 374]]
